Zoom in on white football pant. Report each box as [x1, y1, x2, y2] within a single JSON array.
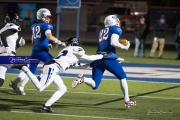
[[22, 64, 67, 106], [0, 53, 15, 81]]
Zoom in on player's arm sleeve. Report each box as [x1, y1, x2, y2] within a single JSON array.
[[45, 29, 52, 38], [73, 47, 103, 61], [46, 30, 57, 41], [31, 35, 34, 44], [45, 30, 55, 40], [45, 30, 63, 45], [110, 33, 128, 49], [80, 54, 103, 61], [0, 29, 17, 47], [45, 24, 59, 43]]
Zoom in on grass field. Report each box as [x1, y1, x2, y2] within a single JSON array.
[[0, 44, 180, 120], [0, 75, 180, 120]]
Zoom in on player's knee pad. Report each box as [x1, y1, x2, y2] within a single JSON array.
[[0, 78, 5, 87]]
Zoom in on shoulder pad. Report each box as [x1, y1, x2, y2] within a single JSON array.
[[45, 23, 53, 30], [6, 23, 20, 31], [109, 26, 122, 36], [72, 46, 85, 57], [73, 46, 84, 52]]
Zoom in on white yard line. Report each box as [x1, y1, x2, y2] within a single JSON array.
[[10, 110, 132, 120], [1, 87, 180, 100]]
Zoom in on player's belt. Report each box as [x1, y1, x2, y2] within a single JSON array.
[[44, 60, 61, 69], [96, 51, 107, 55]]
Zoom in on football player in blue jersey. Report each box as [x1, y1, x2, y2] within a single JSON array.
[[9, 8, 65, 95], [72, 15, 136, 108]]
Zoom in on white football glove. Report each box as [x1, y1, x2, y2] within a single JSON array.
[[54, 39, 61, 44], [117, 57, 124, 63], [54, 39, 66, 47], [124, 41, 130, 50], [61, 42, 66, 47], [19, 37, 25, 46], [5, 47, 12, 55], [48, 43, 53, 48]]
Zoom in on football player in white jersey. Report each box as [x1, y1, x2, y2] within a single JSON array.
[[0, 12, 25, 87], [12, 37, 104, 112]]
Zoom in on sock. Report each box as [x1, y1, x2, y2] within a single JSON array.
[[20, 76, 29, 88], [45, 91, 65, 106], [0, 78, 4, 87], [12, 77, 21, 85], [45, 75, 67, 106], [120, 78, 130, 102], [12, 71, 27, 85], [84, 77, 96, 88]]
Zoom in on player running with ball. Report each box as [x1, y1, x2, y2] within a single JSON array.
[[72, 15, 136, 108]]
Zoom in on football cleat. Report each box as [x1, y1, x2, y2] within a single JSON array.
[[72, 73, 84, 88], [125, 99, 137, 108], [17, 86, 26, 95], [9, 81, 18, 92], [41, 104, 54, 112]]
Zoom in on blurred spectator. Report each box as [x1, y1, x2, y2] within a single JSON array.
[[149, 15, 168, 58], [134, 17, 147, 57], [175, 22, 180, 60]]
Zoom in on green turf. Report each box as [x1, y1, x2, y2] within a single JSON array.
[[0, 75, 180, 120]]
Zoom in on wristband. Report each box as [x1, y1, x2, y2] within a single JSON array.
[[54, 39, 61, 44]]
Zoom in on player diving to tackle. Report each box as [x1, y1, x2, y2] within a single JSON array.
[[0, 12, 25, 87], [12, 37, 106, 112], [72, 15, 137, 108], [9, 8, 65, 95]]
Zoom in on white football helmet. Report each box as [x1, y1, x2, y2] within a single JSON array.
[[104, 15, 120, 27], [36, 8, 52, 23]]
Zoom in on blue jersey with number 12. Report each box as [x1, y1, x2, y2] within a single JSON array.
[[96, 25, 122, 54], [31, 22, 53, 52]]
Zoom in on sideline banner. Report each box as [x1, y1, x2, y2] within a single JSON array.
[[0, 56, 39, 64]]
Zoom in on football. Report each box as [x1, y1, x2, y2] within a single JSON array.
[[119, 38, 128, 46]]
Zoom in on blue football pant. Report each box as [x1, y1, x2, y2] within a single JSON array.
[[92, 59, 126, 89], [30, 51, 54, 74]]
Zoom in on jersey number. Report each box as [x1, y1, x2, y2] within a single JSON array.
[[32, 26, 41, 39], [56, 50, 68, 59], [99, 27, 109, 42]]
